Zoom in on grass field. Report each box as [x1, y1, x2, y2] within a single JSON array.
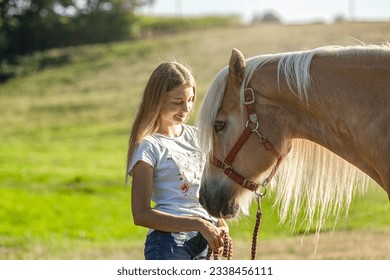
[[0, 22, 389, 260]]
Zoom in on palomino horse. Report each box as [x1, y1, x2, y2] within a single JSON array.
[[196, 45, 390, 232]]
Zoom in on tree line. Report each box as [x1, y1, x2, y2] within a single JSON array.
[[0, 0, 152, 66]]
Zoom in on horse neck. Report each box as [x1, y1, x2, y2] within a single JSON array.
[[253, 53, 390, 189]]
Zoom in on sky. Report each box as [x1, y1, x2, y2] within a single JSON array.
[[139, 0, 390, 24]]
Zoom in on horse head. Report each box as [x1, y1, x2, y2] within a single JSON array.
[[197, 49, 290, 219]]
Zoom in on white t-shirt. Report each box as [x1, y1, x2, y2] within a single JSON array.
[[129, 124, 215, 224]]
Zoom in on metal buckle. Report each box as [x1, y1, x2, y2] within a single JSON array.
[[221, 161, 232, 171], [243, 88, 255, 105]]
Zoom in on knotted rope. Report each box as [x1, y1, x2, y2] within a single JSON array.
[[251, 193, 263, 260], [206, 230, 233, 260]]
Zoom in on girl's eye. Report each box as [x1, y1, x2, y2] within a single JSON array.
[[214, 121, 225, 133], [174, 100, 193, 105]]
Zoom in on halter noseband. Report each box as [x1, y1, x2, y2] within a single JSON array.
[[212, 87, 283, 194]]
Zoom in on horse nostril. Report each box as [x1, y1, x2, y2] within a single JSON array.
[[220, 200, 239, 218]]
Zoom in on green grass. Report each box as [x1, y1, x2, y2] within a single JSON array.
[[0, 22, 389, 259]]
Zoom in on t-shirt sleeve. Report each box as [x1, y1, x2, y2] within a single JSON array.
[[128, 139, 158, 176]]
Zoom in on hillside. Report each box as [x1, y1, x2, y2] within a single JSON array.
[[0, 22, 389, 259]]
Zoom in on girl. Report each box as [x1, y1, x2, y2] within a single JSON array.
[[127, 61, 227, 260]]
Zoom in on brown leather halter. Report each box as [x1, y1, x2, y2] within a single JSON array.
[[211, 86, 283, 260], [211, 87, 283, 195]]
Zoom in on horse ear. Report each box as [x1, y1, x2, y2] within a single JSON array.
[[228, 48, 246, 88]]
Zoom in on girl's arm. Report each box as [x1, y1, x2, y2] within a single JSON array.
[[131, 160, 224, 250]]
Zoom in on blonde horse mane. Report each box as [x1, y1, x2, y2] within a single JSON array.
[[196, 45, 390, 235]]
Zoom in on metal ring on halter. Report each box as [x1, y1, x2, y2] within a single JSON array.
[[246, 120, 259, 131], [255, 184, 267, 199]]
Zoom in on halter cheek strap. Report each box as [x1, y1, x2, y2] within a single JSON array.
[[212, 87, 283, 193]]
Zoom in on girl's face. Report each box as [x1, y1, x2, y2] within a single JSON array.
[[159, 85, 195, 127]]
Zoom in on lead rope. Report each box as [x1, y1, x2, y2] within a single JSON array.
[[206, 191, 265, 260], [206, 193, 264, 260], [251, 192, 264, 260], [206, 230, 233, 260]]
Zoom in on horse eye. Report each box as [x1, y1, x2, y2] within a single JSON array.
[[214, 121, 225, 133]]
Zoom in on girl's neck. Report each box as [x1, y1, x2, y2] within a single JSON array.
[[157, 124, 184, 138]]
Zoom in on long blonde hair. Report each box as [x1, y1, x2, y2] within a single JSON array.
[[126, 61, 196, 182]]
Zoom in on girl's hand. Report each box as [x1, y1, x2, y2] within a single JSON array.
[[198, 220, 224, 250]]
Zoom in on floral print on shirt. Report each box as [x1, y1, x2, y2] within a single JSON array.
[[167, 150, 203, 196]]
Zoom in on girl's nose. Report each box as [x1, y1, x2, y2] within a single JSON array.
[[182, 102, 191, 112]]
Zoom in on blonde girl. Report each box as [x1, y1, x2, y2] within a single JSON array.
[[127, 61, 227, 260]]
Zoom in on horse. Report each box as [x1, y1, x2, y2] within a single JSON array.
[[196, 44, 390, 234]]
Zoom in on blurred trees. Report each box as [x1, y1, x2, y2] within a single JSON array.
[[252, 11, 281, 24], [0, 0, 150, 65]]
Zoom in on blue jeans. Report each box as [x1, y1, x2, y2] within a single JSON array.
[[144, 230, 209, 260]]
